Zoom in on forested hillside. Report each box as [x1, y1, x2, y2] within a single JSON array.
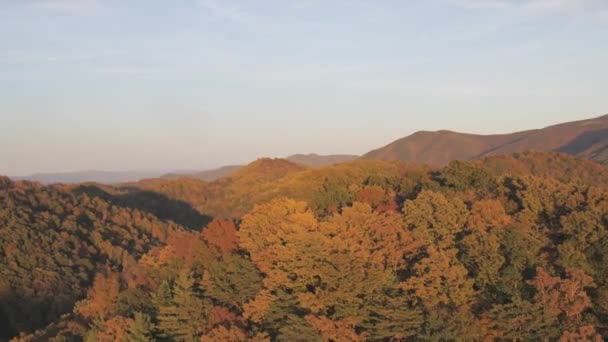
[[0, 177, 190, 340], [2, 152, 608, 341]]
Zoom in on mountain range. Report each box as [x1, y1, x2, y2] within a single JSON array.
[[9, 114, 608, 184], [10, 170, 163, 184], [3, 117, 608, 340]]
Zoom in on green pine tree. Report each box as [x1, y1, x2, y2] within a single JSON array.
[[156, 271, 210, 341], [152, 280, 172, 308], [126, 312, 155, 342]]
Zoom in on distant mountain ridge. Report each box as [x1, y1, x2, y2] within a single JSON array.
[[11, 154, 357, 184], [162, 165, 242, 182], [11, 115, 608, 184], [11, 170, 164, 184], [362, 114, 608, 165]]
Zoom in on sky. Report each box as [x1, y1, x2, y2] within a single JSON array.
[[1, 0, 607, 175]]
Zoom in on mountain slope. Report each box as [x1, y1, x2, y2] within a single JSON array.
[[0, 177, 190, 339], [363, 114, 608, 165], [363, 130, 532, 166]]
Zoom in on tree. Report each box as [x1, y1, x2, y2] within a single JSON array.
[[202, 219, 239, 254], [156, 271, 210, 341], [559, 325, 603, 342], [485, 300, 559, 340], [401, 247, 475, 309], [403, 191, 468, 249], [355, 185, 398, 213], [360, 291, 424, 341], [125, 312, 155, 342], [200, 325, 247, 342], [320, 202, 421, 272], [306, 316, 363, 342], [438, 160, 494, 195], [76, 271, 121, 319], [459, 230, 504, 288], [201, 254, 263, 310], [528, 268, 595, 320], [85, 316, 131, 342], [466, 199, 511, 233], [238, 198, 320, 290]]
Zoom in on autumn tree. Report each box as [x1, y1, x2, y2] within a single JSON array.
[[202, 219, 239, 254], [76, 271, 121, 319], [403, 190, 468, 249], [401, 247, 475, 309]]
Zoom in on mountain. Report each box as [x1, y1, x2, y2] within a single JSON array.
[[363, 114, 608, 165], [286, 153, 358, 167], [231, 158, 306, 181], [160, 154, 358, 182], [12, 170, 163, 184]]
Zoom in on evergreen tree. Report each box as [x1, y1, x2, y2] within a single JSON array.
[[126, 312, 155, 342], [156, 271, 210, 341], [152, 280, 172, 309]]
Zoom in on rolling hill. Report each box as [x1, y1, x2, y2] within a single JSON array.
[[161, 154, 359, 182], [363, 114, 608, 165]]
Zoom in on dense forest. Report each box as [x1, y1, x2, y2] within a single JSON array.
[[2, 151, 608, 341]]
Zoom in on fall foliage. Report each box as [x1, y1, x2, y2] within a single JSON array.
[[3, 151, 608, 340]]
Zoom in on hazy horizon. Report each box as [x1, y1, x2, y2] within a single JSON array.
[[2, 0, 608, 175], [6, 113, 607, 177]]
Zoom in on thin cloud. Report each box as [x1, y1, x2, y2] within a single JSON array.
[[198, 0, 251, 24], [453, 0, 509, 8], [27, 0, 100, 13], [452, 0, 608, 12]]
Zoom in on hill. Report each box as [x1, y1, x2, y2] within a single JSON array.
[[130, 158, 309, 218], [231, 158, 307, 181], [363, 114, 608, 165], [160, 154, 358, 182], [0, 177, 192, 339]]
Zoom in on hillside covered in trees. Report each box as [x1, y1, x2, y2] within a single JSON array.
[[2, 151, 608, 341]]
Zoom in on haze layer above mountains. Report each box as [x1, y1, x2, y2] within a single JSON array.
[[164, 114, 608, 182], [11, 114, 608, 183]]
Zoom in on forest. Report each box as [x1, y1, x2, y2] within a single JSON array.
[[2, 151, 608, 341]]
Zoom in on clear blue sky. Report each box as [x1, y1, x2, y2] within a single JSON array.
[[1, 0, 607, 175]]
